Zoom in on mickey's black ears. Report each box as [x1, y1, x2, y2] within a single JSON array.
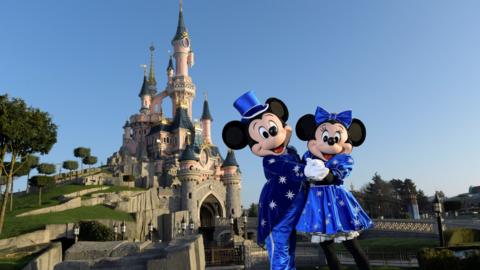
[[348, 118, 366, 147], [222, 121, 249, 150], [266, 98, 289, 122], [296, 114, 317, 141]]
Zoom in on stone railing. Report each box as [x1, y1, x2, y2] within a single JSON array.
[[372, 219, 436, 234]]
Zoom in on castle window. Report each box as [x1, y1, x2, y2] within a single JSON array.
[[189, 192, 192, 199], [167, 137, 170, 144]]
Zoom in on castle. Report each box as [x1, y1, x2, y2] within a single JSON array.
[[107, 4, 242, 239]]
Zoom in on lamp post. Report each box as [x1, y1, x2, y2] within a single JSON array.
[[73, 223, 80, 243], [242, 211, 248, 240], [229, 214, 234, 245], [181, 216, 187, 236], [433, 192, 446, 247], [148, 221, 154, 241], [189, 216, 195, 234], [113, 223, 118, 241], [121, 220, 126, 241]]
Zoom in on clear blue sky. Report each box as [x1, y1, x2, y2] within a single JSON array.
[[1, 0, 479, 205]]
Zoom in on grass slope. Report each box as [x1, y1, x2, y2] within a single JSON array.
[[0, 184, 138, 239]]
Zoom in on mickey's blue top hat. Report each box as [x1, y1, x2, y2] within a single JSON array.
[[233, 91, 269, 122]]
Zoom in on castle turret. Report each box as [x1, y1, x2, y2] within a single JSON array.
[[166, 56, 174, 79], [178, 143, 201, 222], [221, 149, 242, 217], [171, 2, 192, 77], [138, 65, 152, 114], [123, 120, 132, 144], [200, 94, 213, 144], [168, 1, 196, 119]]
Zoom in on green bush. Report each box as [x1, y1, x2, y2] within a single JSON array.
[[418, 247, 480, 270], [78, 221, 115, 241], [445, 228, 480, 246]]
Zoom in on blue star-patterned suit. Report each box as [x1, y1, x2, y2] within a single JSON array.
[[258, 147, 307, 270]]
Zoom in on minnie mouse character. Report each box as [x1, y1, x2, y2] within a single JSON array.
[[223, 91, 325, 270], [295, 106, 373, 270]]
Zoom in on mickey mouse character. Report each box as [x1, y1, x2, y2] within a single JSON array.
[[295, 106, 373, 270], [223, 91, 324, 270]]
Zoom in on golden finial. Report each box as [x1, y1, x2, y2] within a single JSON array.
[[148, 43, 156, 84], [180, 0, 183, 12]]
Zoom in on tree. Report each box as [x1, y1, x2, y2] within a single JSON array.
[[22, 154, 39, 190], [3, 161, 30, 211], [37, 163, 56, 175], [83, 156, 97, 169], [62, 160, 79, 180], [28, 176, 55, 206], [0, 95, 57, 234], [247, 203, 258, 217], [362, 173, 394, 218], [74, 147, 90, 170]]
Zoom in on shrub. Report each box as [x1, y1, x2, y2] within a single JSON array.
[[418, 247, 480, 270], [445, 228, 480, 246], [78, 221, 115, 241]]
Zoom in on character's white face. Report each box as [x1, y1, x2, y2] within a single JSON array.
[[248, 113, 292, 157], [308, 122, 352, 161]]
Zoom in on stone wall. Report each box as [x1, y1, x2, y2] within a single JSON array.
[[60, 186, 109, 200], [146, 235, 205, 270], [16, 197, 82, 217], [0, 224, 75, 250], [21, 242, 62, 270], [114, 189, 166, 213]]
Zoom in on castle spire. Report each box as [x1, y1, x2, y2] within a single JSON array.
[[222, 149, 239, 168], [138, 65, 149, 98], [148, 44, 157, 86], [200, 93, 213, 121], [172, 0, 189, 43]]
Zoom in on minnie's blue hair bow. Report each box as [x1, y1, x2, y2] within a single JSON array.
[[314, 106, 352, 128]]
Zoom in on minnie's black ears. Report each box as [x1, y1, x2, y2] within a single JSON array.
[[348, 118, 366, 147], [295, 114, 317, 141], [222, 121, 249, 150], [266, 98, 289, 122]]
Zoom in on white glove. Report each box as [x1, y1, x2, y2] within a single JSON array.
[[304, 158, 330, 181]]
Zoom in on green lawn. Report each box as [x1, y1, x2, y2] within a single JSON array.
[[1, 205, 134, 239], [0, 184, 139, 239], [11, 184, 103, 215], [351, 237, 437, 252]]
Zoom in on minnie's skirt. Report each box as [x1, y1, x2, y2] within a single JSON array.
[[296, 184, 373, 243]]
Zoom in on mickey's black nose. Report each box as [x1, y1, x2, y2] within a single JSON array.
[[269, 126, 278, 137], [327, 137, 335, 146]]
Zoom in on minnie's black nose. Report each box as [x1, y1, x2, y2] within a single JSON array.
[[327, 137, 335, 146]]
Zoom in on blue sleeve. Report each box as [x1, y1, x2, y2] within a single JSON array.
[[327, 154, 354, 181], [263, 155, 306, 183]]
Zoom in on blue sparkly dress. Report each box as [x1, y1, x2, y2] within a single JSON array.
[[296, 153, 373, 243]]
